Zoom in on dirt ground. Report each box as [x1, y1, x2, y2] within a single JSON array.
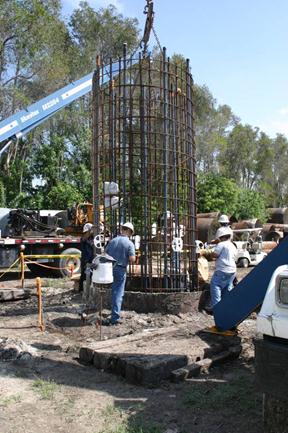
[[0, 265, 263, 433]]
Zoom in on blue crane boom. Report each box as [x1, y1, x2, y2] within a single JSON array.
[[0, 60, 125, 152], [0, 72, 91, 145]]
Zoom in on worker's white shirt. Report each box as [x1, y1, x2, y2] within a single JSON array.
[[214, 240, 237, 273]]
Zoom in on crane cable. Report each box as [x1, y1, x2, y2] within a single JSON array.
[[152, 24, 163, 54]]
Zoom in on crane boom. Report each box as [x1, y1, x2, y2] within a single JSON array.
[[0, 60, 126, 150]]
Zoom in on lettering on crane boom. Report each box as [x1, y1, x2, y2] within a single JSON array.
[[42, 98, 60, 111], [21, 111, 39, 123]]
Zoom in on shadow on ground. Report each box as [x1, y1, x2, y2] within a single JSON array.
[[0, 345, 263, 433]]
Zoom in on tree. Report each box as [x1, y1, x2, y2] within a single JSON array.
[[0, 0, 73, 204], [234, 189, 267, 222], [68, 2, 139, 76], [45, 182, 84, 209], [197, 173, 239, 215], [0, 180, 5, 206], [193, 85, 238, 173], [268, 134, 288, 206], [220, 124, 268, 190]]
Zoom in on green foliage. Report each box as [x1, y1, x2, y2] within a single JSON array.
[[100, 404, 163, 433], [194, 85, 239, 173], [183, 376, 261, 415], [234, 189, 268, 222], [221, 124, 260, 189], [197, 173, 268, 221], [69, 2, 139, 75], [0, 393, 22, 407], [197, 173, 239, 215], [45, 182, 84, 209], [31, 378, 58, 400], [0, 180, 5, 206]]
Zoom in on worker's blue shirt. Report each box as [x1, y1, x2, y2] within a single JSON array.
[[106, 235, 135, 268]]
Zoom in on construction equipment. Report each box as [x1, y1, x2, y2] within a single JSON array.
[[233, 228, 267, 268], [0, 202, 105, 277], [0, 65, 120, 151], [213, 235, 288, 330], [0, 206, 82, 277], [254, 264, 288, 431]]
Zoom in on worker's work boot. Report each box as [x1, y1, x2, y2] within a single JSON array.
[[203, 325, 238, 336]]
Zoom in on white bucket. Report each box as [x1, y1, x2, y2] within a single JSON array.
[[92, 262, 114, 284]]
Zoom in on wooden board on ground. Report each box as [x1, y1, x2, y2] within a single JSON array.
[[79, 323, 241, 386]]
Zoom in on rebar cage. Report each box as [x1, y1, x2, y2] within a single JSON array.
[[92, 47, 197, 292]]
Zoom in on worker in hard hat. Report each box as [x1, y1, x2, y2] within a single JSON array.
[[209, 226, 237, 309], [218, 214, 230, 227], [104, 222, 136, 325], [210, 214, 233, 245], [79, 223, 94, 292]]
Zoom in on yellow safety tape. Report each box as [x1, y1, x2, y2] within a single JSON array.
[[0, 257, 20, 280], [23, 254, 80, 259], [24, 258, 76, 272]]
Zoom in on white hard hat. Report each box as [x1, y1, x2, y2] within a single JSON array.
[[83, 223, 93, 233], [218, 214, 230, 224], [121, 222, 134, 234], [215, 226, 233, 239]]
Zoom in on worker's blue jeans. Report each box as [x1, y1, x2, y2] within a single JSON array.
[[111, 265, 127, 324], [210, 270, 236, 308]]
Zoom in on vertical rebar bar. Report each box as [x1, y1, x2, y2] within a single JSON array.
[[92, 56, 101, 235], [139, 54, 148, 290], [186, 58, 198, 290], [121, 43, 127, 224], [162, 47, 169, 289]]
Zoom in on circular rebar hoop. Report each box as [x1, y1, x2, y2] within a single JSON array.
[[92, 49, 197, 292]]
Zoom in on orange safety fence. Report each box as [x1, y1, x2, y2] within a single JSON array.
[[19, 253, 80, 288], [36, 277, 45, 332]]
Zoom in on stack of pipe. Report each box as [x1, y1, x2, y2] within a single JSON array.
[[267, 208, 288, 225], [196, 214, 219, 243], [263, 208, 288, 241], [231, 218, 262, 230]]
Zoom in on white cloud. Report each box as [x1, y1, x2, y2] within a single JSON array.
[[279, 107, 288, 116]]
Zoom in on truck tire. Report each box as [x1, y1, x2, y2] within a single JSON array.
[[238, 257, 249, 268], [55, 247, 81, 278]]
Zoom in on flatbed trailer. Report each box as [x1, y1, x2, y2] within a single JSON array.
[[0, 235, 81, 277]]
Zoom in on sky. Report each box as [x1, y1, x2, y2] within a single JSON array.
[[62, 0, 288, 138]]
